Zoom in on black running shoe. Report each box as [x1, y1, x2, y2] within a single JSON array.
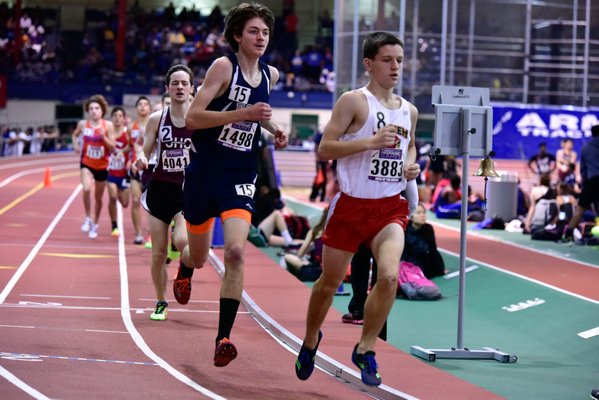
[[351, 343, 382, 386], [295, 331, 323, 380], [591, 388, 599, 400]]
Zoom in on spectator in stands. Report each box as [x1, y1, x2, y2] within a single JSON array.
[[29, 127, 43, 155], [2, 127, 17, 157], [527, 142, 556, 178], [12, 127, 30, 156], [563, 125, 599, 240], [282, 5, 299, 58], [556, 138, 577, 182], [41, 125, 59, 152]]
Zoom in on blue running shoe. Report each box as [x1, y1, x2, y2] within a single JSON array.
[[295, 331, 323, 380], [351, 343, 382, 386]]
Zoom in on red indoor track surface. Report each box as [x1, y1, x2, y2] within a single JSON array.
[[0, 154, 509, 400]]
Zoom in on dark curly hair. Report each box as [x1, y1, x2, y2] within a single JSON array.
[[84, 94, 108, 117], [224, 2, 274, 53]]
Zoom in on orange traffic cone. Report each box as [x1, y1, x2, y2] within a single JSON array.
[[43, 167, 52, 188]]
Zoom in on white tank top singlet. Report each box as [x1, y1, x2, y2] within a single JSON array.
[[336, 87, 412, 199]]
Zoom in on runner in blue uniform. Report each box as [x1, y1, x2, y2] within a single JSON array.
[[178, 2, 288, 367]]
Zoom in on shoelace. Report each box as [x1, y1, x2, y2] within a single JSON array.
[[155, 304, 167, 314], [363, 353, 378, 373], [299, 347, 311, 363]]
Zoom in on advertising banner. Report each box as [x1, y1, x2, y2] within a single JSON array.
[[492, 105, 599, 159]]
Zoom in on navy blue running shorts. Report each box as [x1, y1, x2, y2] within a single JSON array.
[[183, 168, 257, 225]]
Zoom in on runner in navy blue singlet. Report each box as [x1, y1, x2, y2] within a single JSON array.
[[179, 3, 288, 367]]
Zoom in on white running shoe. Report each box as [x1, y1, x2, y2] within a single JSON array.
[[89, 223, 98, 239], [81, 217, 92, 233]]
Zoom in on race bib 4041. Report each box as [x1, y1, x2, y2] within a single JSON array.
[[161, 148, 189, 172]]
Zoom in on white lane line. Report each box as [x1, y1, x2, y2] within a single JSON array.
[[428, 220, 599, 270], [439, 247, 599, 305], [443, 265, 479, 279], [137, 297, 219, 304], [0, 365, 51, 399], [116, 205, 227, 400], [0, 156, 75, 171], [578, 327, 599, 339], [20, 294, 111, 300], [0, 302, 224, 313], [0, 164, 77, 188], [0, 352, 157, 366], [0, 324, 35, 329], [0, 185, 82, 304], [0, 324, 128, 334]]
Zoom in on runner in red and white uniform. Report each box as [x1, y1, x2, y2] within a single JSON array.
[[129, 96, 151, 244], [71, 94, 116, 239], [295, 32, 421, 387], [107, 106, 132, 237]]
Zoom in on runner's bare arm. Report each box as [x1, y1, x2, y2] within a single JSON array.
[[136, 112, 160, 170], [71, 120, 85, 153]]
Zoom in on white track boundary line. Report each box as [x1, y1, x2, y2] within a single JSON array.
[[0, 165, 77, 188], [0, 365, 51, 400], [440, 248, 599, 305], [116, 205, 227, 400], [0, 186, 81, 399], [0, 155, 76, 171], [0, 185, 81, 304], [428, 220, 599, 270], [207, 249, 418, 400]]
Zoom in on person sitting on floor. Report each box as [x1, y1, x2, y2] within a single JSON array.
[[524, 173, 557, 234], [250, 186, 303, 248], [284, 206, 328, 281], [432, 174, 462, 218], [402, 203, 447, 278]]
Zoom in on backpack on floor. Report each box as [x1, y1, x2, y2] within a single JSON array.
[[397, 261, 442, 301], [531, 199, 558, 231], [284, 214, 311, 239], [247, 225, 268, 247]]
